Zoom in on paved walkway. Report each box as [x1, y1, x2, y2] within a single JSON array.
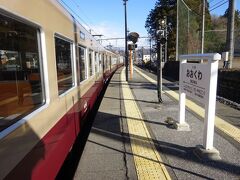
[[74, 67, 240, 180], [74, 69, 138, 179]]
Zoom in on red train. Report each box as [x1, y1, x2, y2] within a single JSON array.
[[0, 0, 123, 179]]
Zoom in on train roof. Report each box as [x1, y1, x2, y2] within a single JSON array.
[[54, 0, 115, 54]]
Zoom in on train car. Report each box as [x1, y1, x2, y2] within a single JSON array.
[[0, 0, 123, 179]]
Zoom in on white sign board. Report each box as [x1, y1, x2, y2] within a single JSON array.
[[178, 53, 221, 151], [181, 63, 208, 104]]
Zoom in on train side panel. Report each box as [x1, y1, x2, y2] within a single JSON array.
[[0, 0, 120, 179]]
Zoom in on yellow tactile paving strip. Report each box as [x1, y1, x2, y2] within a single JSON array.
[[121, 68, 171, 180], [134, 67, 240, 148]]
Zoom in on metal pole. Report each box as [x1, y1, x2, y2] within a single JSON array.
[[164, 16, 167, 62], [159, 44, 163, 102], [130, 49, 133, 79], [226, 0, 235, 68], [165, 36, 167, 62], [201, 0, 205, 54], [176, 0, 179, 61], [187, 9, 190, 54], [157, 41, 163, 103], [123, 0, 129, 81], [150, 37, 152, 68]]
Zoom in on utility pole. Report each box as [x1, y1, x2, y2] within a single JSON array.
[[201, 0, 205, 54], [123, 0, 129, 81], [226, 0, 235, 68]]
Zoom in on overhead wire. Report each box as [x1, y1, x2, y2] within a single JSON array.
[[71, 0, 95, 26], [67, 0, 120, 46], [58, 0, 92, 32], [208, 0, 213, 3], [61, 0, 100, 36], [210, 0, 228, 12], [182, 0, 229, 16], [69, 0, 103, 36], [58, 0, 150, 48], [58, 0, 114, 46], [208, 0, 217, 4], [210, 0, 227, 10]]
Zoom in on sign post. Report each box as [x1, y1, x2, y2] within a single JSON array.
[[129, 49, 133, 79], [177, 53, 221, 160], [128, 44, 136, 80], [176, 58, 189, 130], [128, 32, 139, 80]]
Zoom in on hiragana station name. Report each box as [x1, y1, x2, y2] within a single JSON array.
[[181, 63, 208, 103]]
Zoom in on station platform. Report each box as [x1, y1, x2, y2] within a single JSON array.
[[74, 66, 240, 179]]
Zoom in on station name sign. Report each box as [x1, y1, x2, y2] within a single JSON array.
[[178, 53, 221, 151], [181, 63, 209, 104]]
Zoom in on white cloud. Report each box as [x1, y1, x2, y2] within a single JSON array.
[[89, 21, 151, 48], [89, 21, 124, 47]]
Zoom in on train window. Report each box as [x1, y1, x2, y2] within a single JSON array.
[[110, 56, 112, 70], [106, 55, 109, 69], [112, 57, 117, 65], [0, 12, 45, 131], [104, 55, 106, 70], [107, 55, 110, 69], [95, 52, 98, 73], [102, 54, 105, 71], [79, 46, 86, 82], [99, 54, 102, 72], [80, 31, 85, 40], [88, 50, 93, 76], [54, 36, 74, 95]]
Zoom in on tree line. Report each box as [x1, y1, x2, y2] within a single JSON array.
[[145, 0, 240, 60]]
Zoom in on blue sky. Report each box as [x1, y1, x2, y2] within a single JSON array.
[[60, 0, 156, 47], [209, 0, 240, 16], [63, 0, 156, 36], [60, 0, 240, 47]]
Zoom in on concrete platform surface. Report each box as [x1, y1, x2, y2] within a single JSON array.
[[74, 67, 240, 180]]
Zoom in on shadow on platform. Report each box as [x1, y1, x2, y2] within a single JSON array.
[[91, 111, 240, 178]]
